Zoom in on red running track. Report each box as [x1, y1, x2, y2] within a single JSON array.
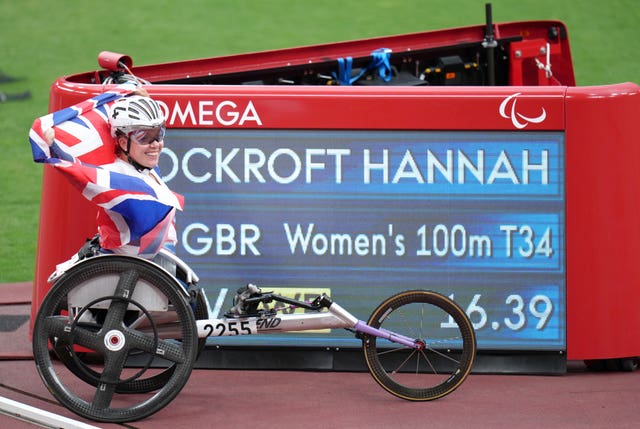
[[1, 282, 638, 429]]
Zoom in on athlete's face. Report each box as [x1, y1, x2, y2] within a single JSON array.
[[118, 126, 165, 169]]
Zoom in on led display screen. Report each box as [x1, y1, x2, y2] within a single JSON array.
[[159, 129, 565, 350]]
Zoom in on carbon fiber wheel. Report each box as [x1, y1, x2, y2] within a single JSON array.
[[362, 290, 476, 401], [50, 287, 208, 394], [32, 255, 198, 423]]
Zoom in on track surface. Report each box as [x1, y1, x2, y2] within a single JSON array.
[[1, 282, 638, 429]]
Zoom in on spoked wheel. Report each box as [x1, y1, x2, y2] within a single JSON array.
[[362, 290, 476, 401], [32, 255, 198, 423], [50, 287, 208, 394]]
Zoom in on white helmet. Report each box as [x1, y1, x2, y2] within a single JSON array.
[[109, 95, 164, 138]]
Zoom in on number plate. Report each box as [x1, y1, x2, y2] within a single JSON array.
[[197, 319, 257, 337]]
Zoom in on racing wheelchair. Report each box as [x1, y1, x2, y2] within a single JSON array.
[[32, 249, 476, 423]]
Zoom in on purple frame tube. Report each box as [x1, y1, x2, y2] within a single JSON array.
[[353, 321, 421, 349]]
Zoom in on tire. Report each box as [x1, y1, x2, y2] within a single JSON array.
[[362, 290, 476, 401], [32, 255, 198, 423]]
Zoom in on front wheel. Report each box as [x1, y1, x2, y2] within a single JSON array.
[[362, 290, 476, 401]]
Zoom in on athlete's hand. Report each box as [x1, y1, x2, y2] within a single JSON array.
[[133, 86, 149, 97], [43, 128, 55, 146]]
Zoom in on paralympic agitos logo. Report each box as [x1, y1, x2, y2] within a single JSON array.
[[499, 93, 547, 129]]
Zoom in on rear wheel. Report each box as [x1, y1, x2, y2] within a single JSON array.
[[32, 255, 198, 423], [362, 290, 476, 401], [51, 287, 208, 394]]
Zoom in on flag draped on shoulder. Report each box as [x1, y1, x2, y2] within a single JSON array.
[[29, 84, 184, 256], [30, 84, 134, 165]]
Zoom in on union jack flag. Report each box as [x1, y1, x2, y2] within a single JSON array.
[[29, 84, 184, 256]]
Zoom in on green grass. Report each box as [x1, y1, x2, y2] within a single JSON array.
[[0, 0, 637, 282]]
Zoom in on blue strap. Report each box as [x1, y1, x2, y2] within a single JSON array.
[[370, 48, 392, 82], [333, 48, 392, 85], [334, 57, 354, 85]]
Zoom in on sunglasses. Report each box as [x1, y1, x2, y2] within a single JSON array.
[[129, 125, 166, 145]]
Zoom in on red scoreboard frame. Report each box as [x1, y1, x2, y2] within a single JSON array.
[[30, 20, 640, 368]]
